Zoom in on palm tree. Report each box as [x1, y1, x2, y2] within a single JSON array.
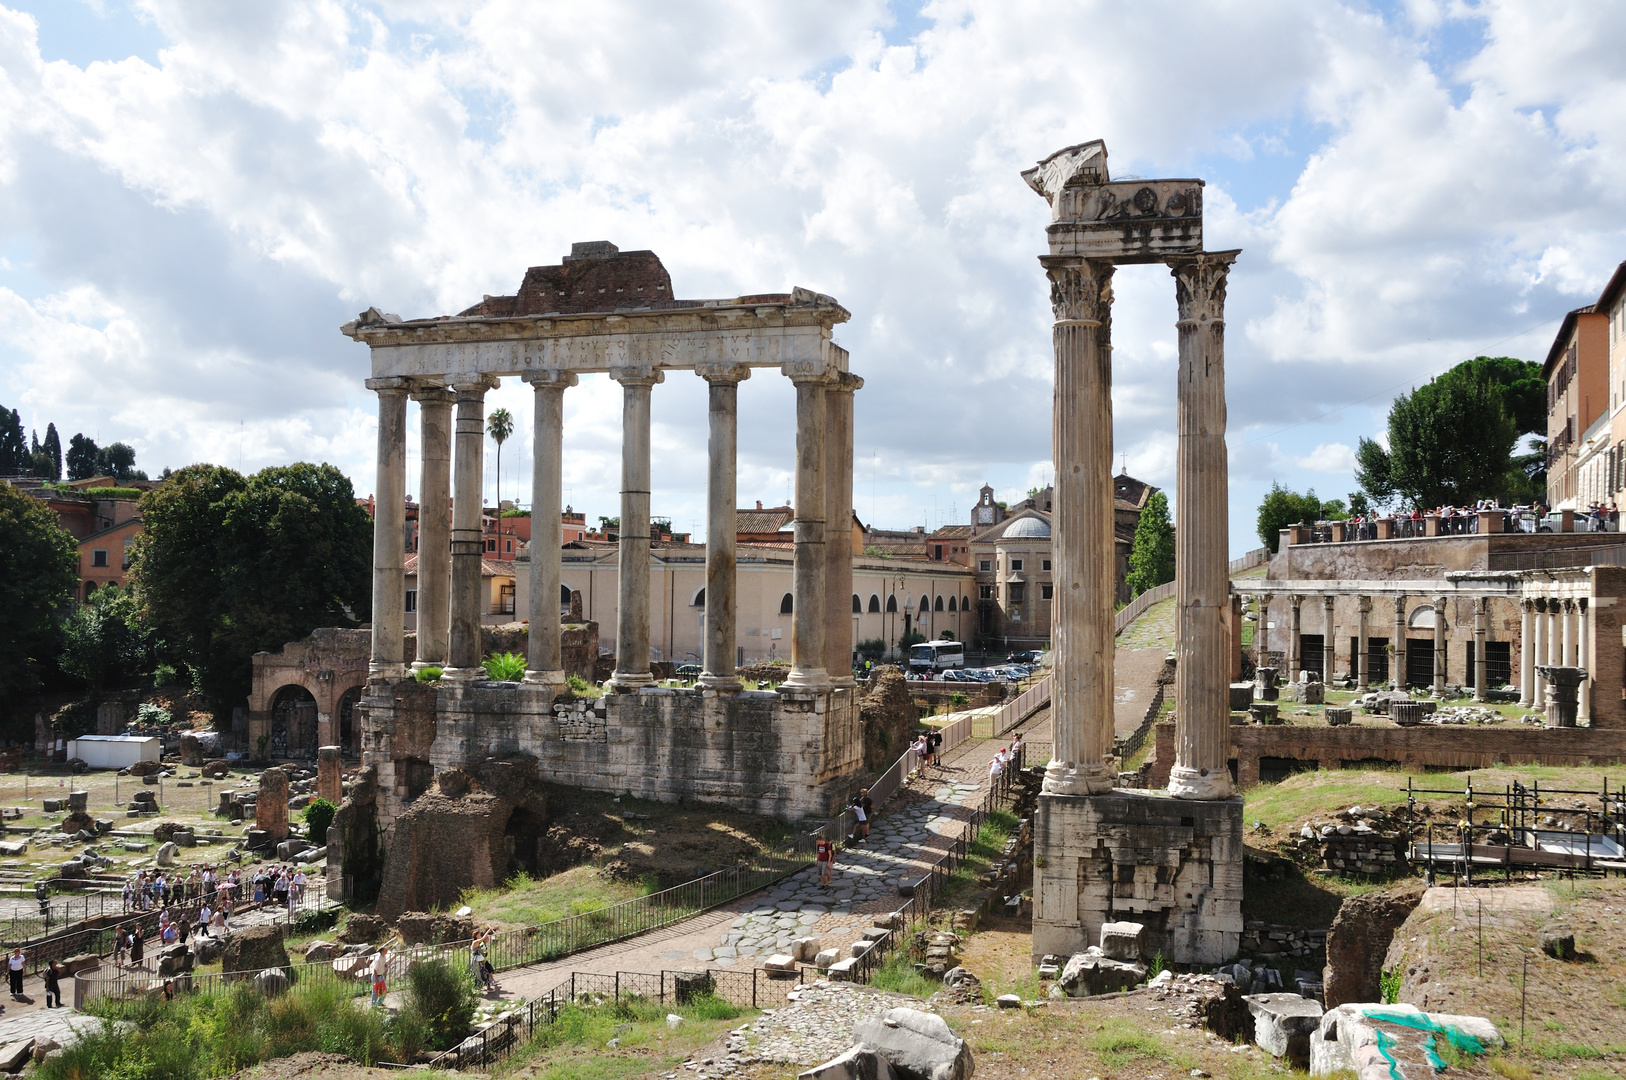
[[487, 408, 514, 553]]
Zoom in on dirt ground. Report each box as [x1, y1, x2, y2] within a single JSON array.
[[224, 1051, 483, 1079], [1388, 880, 1626, 1076]]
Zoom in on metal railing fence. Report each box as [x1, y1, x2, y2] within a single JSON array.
[[1115, 581, 1175, 634]]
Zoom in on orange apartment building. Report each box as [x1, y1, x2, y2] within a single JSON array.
[[1548, 259, 1626, 510]]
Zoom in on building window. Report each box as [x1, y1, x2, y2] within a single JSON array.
[[1042, 559, 1051, 572], [92, 549, 108, 567], [486, 538, 497, 552], [780, 593, 794, 615], [499, 583, 515, 614], [919, 595, 930, 612], [868, 594, 881, 613], [852, 594, 862, 613], [979, 585, 994, 600], [1010, 558, 1023, 571], [506, 539, 513, 552], [405, 589, 417, 612], [932, 544, 943, 560], [948, 596, 957, 611], [1009, 584, 1025, 603], [979, 559, 991, 572], [1041, 583, 1054, 600], [934, 595, 944, 611], [886, 595, 898, 612]]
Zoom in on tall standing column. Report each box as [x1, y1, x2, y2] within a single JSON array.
[[445, 376, 497, 680], [1547, 597, 1561, 672], [523, 370, 577, 688], [1257, 597, 1271, 658], [1288, 594, 1304, 684], [1578, 598, 1591, 723], [1168, 252, 1237, 800], [1532, 599, 1548, 707], [366, 378, 411, 681], [1518, 599, 1535, 707], [1432, 595, 1448, 695], [823, 371, 863, 686], [1393, 595, 1408, 690], [609, 367, 663, 692], [1473, 597, 1488, 702], [782, 366, 832, 691], [1561, 599, 1576, 666], [1322, 595, 1337, 681], [1356, 596, 1371, 691], [696, 363, 750, 690], [411, 387, 454, 671], [1040, 257, 1117, 796]]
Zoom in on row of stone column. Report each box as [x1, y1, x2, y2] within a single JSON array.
[[1518, 597, 1590, 721], [1261, 593, 1506, 705], [1040, 250, 1237, 801], [367, 364, 860, 695]]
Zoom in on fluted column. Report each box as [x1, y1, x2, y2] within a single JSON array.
[[823, 371, 863, 686], [523, 370, 577, 688], [1578, 597, 1591, 724], [1473, 597, 1488, 702], [1561, 599, 1576, 666], [696, 363, 750, 690], [1532, 599, 1548, 707], [445, 376, 497, 680], [1432, 595, 1447, 695], [1518, 599, 1535, 707], [1040, 256, 1116, 796], [1393, 595, 1407, 690], [782, 366, 832, 691], [1356, 596, 1371, 691], [1257, 597, 1271, 657], [1322, 595, 1337, 680], [1288, 594, 1304, 684], [411, 387, 454, 671], [367, 378, 411, 681], [1168, 252, 1237, 800], [1547, 597, 1561, 671], [609, 367, 662, 692]]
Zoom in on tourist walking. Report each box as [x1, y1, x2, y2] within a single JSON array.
[[7, 948, 24, 999], [815, 835, 836, 886], [849, 788, 873, 842], [370, 947, 389, 1007], [43, 962, 60, 1009]]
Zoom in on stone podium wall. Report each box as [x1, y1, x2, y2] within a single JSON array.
[[362, 681, 865, 825]]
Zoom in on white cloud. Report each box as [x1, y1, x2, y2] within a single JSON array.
[[0, 0, 1622, 554]]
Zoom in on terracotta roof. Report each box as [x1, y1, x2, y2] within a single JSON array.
[[928, 525, 973, 539], [736, 507, 794, 533]]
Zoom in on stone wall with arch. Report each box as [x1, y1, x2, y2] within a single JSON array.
[[248, 628, 373, 759]]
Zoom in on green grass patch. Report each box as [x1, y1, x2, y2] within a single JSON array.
[[934, 810, 1019, 911], [1088, 1018, 1178, 1071], [458, 864, 653, 927], [494, 994, 749, 1079], [869, 950, 938, 998]]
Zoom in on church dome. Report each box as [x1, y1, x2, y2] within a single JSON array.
[[1002, 516, 1051, 539]]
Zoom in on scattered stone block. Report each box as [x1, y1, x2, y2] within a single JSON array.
[[1229, 684, 1254, 711], [221, 924, 290, 982], [1249, 703, 1279, 725], [0, 1040, 34, 1072], [67, 791, 88, 813], [304, 941, 337, 963], [792, 936, 822, 962], [1289, 681, 1325, 705], [814, 948, 841, 970], [1310, 1004, 1502, 1078], [0, 840, 28, 857], [854, 1007, 973, 1080], [1245, 992, 1323, 1068], [996, 993, 1022, 1009], [1390, 701, 1425, 727], [257, 770, 290, 842], [762, 953, 798, 973], [42, 799, 62, 813], [827, 957, 860, 980], [174, 830, 196, 847], [860, 926, 892, 942], [797, 1045, 897, 1080], [30, 1039, 59, 1064], [1099, 921, 1144, 963], [276, 839, 313, 861], [1540, 925, 1575, 960], [1324, 708, 1353, 727], [122, 841, 150, 854], [252, 967, 290, 997], [1057, 949, 1146, 997], [332, 954, 371, 979], [155, 842, 178, 867]]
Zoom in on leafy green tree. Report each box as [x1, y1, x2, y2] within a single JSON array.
[[66, 433, 100, 480], [97, 442, 143, 481], [0, 407, 24, 476], [1126, 490, 1174, 597], [1356, 369, 1518, 509], [0, 483, 78, 712], [133, 463, 372, 709], [1357, 356, 1541, 510], [487, 407, 514, 549], [60, 583, 151, 693], [28, 424, 62, 480], [304, 797, 338, 843], [1256, 483, 1322, 553]]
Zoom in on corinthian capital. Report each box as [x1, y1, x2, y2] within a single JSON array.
[[609, 365, 664, 388], [694, 362, 752, 385], [522, 369, 579, 391], [1168, 250, 1240, 325], [1041, 257, 1113, 325]]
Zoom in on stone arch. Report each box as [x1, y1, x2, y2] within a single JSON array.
[[270, 684, 319, 759], [337, 683, 364, 758], [868, 594, 881, 613], [780, 592, 794, 615]]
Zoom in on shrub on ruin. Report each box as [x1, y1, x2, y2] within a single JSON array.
[[401, 957, 477, 1051], [304, 797, 337, 843], [566, 673, 602, 698], [137, 702, 172, 726], [482, 652, 526, 682], [414, 665, 443, 683]]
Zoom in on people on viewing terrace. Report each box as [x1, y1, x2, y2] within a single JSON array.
[[1297, 499, 1620, 542]]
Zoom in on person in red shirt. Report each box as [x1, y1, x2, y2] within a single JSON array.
[[816, 836, 836, 886]]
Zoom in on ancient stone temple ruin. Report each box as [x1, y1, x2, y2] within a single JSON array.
[[1024, 141, 1243, 964], [335, 243, 866, 906]]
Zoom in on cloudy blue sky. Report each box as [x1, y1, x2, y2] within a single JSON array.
[[2, 0, 1623, 554]]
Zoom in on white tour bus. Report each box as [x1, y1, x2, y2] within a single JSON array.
[[909, 640, 966, 674]]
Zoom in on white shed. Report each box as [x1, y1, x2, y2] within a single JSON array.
[[66, 735, 161, 770]]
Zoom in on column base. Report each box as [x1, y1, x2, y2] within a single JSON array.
[[440, 667, 483, 684], [1167, 764, 1235, 801], [522, 669, 567, 689], [607, 671, 656, 693], [409, 660, 445, 675], [1041, 759, 1115, 796], [697, 673, 744, 692], [368, 662, 408, 683], [780, 667, 833, 693]]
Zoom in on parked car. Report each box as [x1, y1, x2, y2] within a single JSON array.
[[674, 663, 702, 679], [1007, 650, 1043, 664]]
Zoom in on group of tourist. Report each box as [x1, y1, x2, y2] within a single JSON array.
[[987, 737, 1023, 782], [121, 863, 309, 915]]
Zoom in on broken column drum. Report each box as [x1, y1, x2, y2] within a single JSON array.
[[1537, 665, 1586, 728], [1022, 139, 1242, 965]]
